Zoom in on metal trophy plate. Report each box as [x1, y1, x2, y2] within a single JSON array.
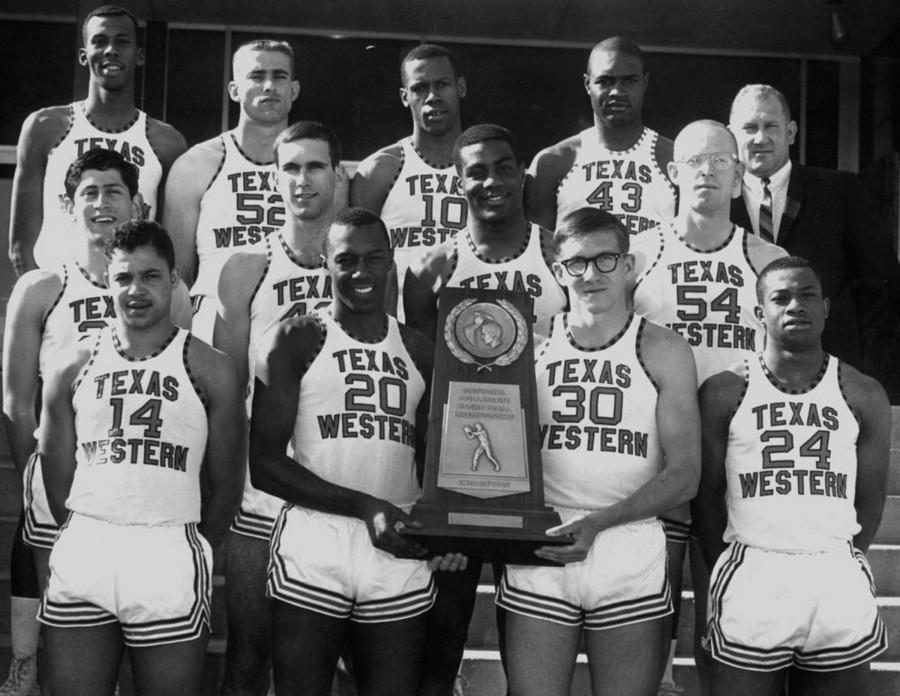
[[402, 287, 568, 565]]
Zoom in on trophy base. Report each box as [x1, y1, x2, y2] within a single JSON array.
[[401, 502, 570, 566]]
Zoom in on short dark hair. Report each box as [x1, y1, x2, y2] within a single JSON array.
[[587, 36, 645, 74], [401, 43, 462, 83], [274, 121, 342, 167], [233, 39, 295, 78], [105, 220, 176, 271], [82, 5, 140, 44], [328, 207, 391, 254], [452, 124, 520, 172], [755, 255, 823, 303], [730, 84, 792, 123], [64, 149, 139, 199], [553, 208, 630, 257]]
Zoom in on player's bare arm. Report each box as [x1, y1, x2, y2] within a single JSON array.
[[654, 135, 675, 175], [213, 250, 268, 388], [693, 367, 746, 568], [170, 278, 193, 329], [8, 106, 71, 276], [188, 337, 246, 548], [37, 346, 93, 526], [1, 271, 63, 474], [147, 117, 188, 220], [249, 317, 428, 559], [523, 138, 577, 231], [746, 233, 789, 274], [841, 365, 891, 553], [402, 239, 457, 340], [162, 137, 225, 286], [349, 145, 403, 213], [535, 325, 701, 564]]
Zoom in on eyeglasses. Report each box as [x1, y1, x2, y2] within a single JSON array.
[[675, 153, 739, 171], [559, 253, 623, 277]]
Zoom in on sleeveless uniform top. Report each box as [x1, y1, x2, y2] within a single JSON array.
[[293, 312, 426, 508], [445, 225, 567, 337], [724, 354, 860, 552], [68, 328, 207, 525], [556, 126, 676, 235], [535, 313, 662, 510], [192, 132, 284, 300], [634, 223, 762, 384], [39, 102, 163, 268], [380, 137, 468, 270], [39, 261, 113, 376]]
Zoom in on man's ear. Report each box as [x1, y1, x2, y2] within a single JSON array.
[[787, 120, 798, 147], [78, 48, 88, 66]]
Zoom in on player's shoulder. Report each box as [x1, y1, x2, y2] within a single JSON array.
[[18, 104, 72, 151], [146, 116, 188, 164], [409, 236, 457, 287], [354, 142, 404, 180], [529, 133, 580, 172], [745, 229, 788, 272], [398, 322, 435, 364], [167, 135, 225, 188], [186, 330, 238, 384], [652, 133, 675, 167], [837, 359, 890, 418], [638, 318, 696, 368], [9, 267, 65, 310], [699, 362, 748, 406]]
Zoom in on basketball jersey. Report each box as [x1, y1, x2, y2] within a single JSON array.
[[293, 312, 426, 507], [39, 261, 113, 375], [724, 354, 860, 552], [633, 223, 762, 384], [68, 328, 207, 525], [535, 313, 662, 510], [556, 127, 676, 235], [445, 225, 567, 337], [38, 102, 163, 268], [192, 132, 285, 300]]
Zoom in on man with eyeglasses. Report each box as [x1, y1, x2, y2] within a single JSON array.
[[631, 119, 785, 695], [524, 36, 676, 236], [497, 206, 700, 696]]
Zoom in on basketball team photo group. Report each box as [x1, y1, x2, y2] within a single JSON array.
[[2, 3, 900, 695]]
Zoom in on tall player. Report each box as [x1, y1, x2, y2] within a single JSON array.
[[404, 124, 567, 696], [36, 220, 245, 695], [631, 119, 785, 694], [9, 4, 186, 275], [694, 256, 889, 695], [214, 121, 343, 696], [499, 208, 700, 696], [525, 36, 675, 235], [250, 207, 464, 695], [351, 43, 469, 314], [163, 39, 300, 342], [1, 150, 141, 696]]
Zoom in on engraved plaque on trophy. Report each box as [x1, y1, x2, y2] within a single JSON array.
[[402, 287, 567, 565]]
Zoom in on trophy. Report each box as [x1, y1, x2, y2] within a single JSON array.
[[402, 287, 568, 565]]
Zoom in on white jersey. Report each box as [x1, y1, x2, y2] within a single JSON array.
[[380, 137, 468, 270], [68, 328, 207, 525], [39, 261, 113, 375], [445, 225, 567, 337], [724, 354, 860, 552], [38, 102, 163, 268], [634, 223, 765, 384], [535, 312, 662, 510], [192, 132, 284, 300], [556, 126, 676, 235], [293, 312, 426, 508]]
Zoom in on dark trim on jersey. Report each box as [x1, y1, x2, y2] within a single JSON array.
[[202, 134, 229, 195], [74, 260, 108, 291], [740, 228, 763, 275], [71, 331, 105, 397], [632, 225, 665, 295], [533, 313, 561, 363], [280, 233, 325, 271], [41, 263, 69, 335], [247, 234, 276, 309], [330, 310, 389, 345], [836, 360, 863, 429], [758, 352, 830, 395], [48, 103, 77, 154], [144, 112, 163, 168], [231, 131, 275, 167], [678, 224, 736, 255], [727, 358, 752, 426], [384, 140, 406, 191], [397, 323, 433, 386], [295, 313, 328, 380], [562, 311, 633, 353], [462, 225, 531, 265], [537, 226, 559, 275], [634, 316, 660, 393], [111, 325, 179, 362], [79, 100, 141, 135], [183, 333, 210, 410], [408, 136, 454, 171]]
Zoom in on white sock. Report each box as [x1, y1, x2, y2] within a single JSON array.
[[9, 596, 41, 659], [661, 638, 677, 684]]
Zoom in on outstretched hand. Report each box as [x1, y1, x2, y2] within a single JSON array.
[[533, 514, 601, 565], [362, 498, 428, 559]]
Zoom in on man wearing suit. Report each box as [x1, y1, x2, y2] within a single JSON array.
[[728, 83, 900, 371]]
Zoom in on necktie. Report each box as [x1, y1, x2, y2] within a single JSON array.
[[759, 177, 774, 243]]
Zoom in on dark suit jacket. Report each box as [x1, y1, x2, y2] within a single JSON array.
[[732, 164, 900, 368]]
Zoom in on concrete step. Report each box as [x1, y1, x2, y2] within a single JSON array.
[[874, 496, 900, 544]]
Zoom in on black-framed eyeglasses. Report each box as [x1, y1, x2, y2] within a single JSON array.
[[559, 253, 623, 277], [675, 153, 738, 171]]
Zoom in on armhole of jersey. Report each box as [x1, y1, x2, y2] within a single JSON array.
[[728, 358, 752, 427], [553, 138, 580, 196], [41, 267, 68, 334], [182, 332, 210, 411], [387, 143, 406, 188], [143, 111, 163, 163], [398, 323, 430, 381], [297, 315, 328, 380], [247, 240, 273, 308], [740, 227, 762, 276], [47, 104, 76, 154], [203, 136, 228, 194], [442, 241, 461, 287], [835, 359, 864, 429], [538, 226, 556, 272], [71, 331, 104, 397], [634, 316, 660, 394], [534, 314, 560, 363], [634, 228, 665, 291]]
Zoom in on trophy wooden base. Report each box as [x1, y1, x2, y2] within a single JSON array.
[[401, 501, 570, 566]]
